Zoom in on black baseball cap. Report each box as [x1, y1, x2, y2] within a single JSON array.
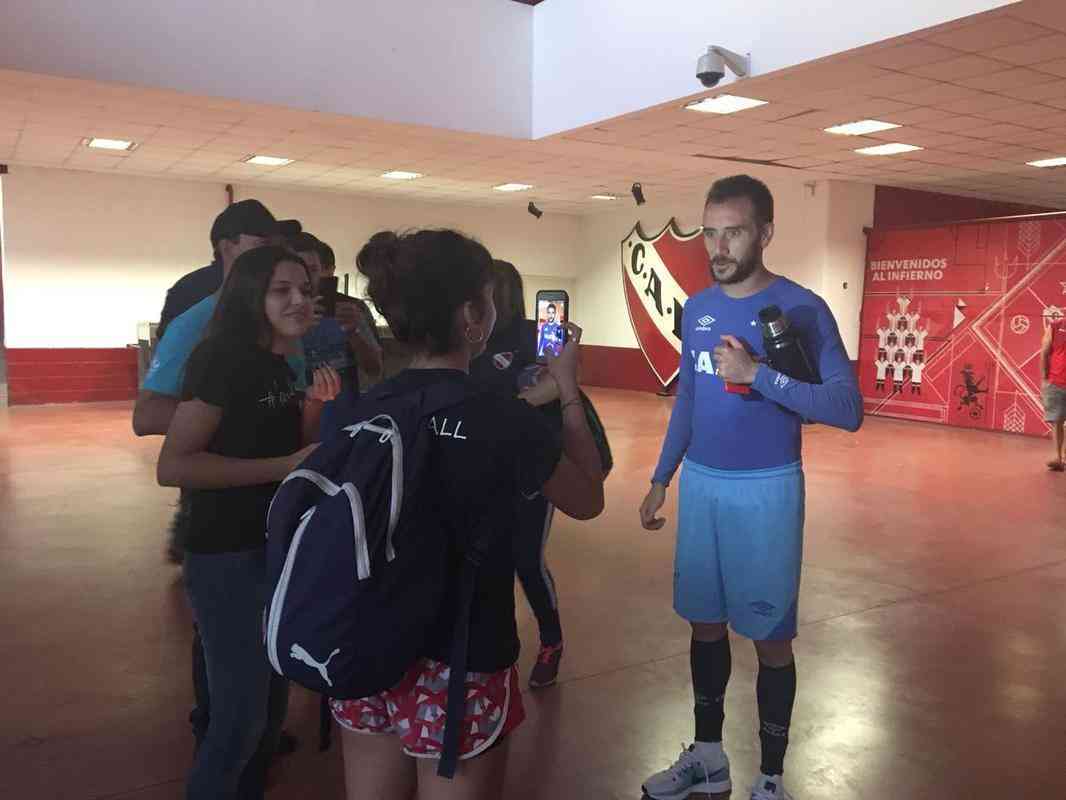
[[278, 219, 303, 238], [289, 231, 324, 255], [210, 200, 300, 247]]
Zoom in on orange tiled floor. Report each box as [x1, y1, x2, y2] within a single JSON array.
[[2, 389, 1065, 799]]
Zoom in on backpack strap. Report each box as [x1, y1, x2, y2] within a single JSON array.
[[436, 518, 495, 779]]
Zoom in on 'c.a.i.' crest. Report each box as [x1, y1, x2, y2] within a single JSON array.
[[621, 219, 710, 387]]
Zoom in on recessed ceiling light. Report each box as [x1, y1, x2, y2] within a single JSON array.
[[493, 183, 533, 192], [244, 155, 294, 167], [684, 95, 768, 114], [590, 194, 618, 200], [825, 120, 901, 136], [381, 170, 423, 180], [1027, 156, 1066, 168], [855, 143, 923, 156], [86, 137, 136, 151]]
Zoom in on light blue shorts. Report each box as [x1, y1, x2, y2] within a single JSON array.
[[674, 459, 805, 641]]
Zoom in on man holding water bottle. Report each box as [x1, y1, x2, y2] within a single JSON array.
[[639, 175, 862, 800]]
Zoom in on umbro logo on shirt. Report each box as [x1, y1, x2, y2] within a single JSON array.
[[695, 315, 716, 332]]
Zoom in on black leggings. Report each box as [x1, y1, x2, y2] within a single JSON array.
[[512, 494, 563, 646]]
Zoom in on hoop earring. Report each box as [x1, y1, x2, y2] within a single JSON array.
[[465, 326, 485, 344]]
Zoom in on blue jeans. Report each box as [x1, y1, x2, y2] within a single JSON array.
[[184, 548, 289, 800]]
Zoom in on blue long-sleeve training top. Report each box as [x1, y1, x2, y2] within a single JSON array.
[[652, 277, 863, 484]]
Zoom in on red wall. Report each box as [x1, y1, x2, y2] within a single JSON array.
[[873, 186, 1057, 229], [7, 348, 139, 405], [580, 345, 673, 394], [858, 213, 1066, 437]]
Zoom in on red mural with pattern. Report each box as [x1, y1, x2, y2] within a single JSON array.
[[859, 213, 1066, 437]]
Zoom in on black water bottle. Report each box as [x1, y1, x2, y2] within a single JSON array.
[[759, 305, 820, 384]]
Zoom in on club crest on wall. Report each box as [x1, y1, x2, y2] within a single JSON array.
[[621, 219, 710, 387]]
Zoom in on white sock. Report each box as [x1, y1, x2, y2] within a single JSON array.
[[692, 741, 724, 762]]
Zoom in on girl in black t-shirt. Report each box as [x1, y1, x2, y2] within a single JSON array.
[[469, 260, 568, 689], [330, 230, 605, 799], [157, 245, 339, 800]]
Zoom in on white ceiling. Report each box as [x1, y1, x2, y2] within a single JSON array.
[[2, 1, 1066, 215]]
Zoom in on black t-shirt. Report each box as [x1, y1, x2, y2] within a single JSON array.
[[158, 262, 223, 339], [384, 369, 562, 672], [470, 317, 563, 431], [469, 317, 539, 398], [180, 336, 303, 554]]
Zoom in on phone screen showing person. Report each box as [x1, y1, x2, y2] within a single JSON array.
[[535, 291, 569, 362], [319, 276, 339, 317]]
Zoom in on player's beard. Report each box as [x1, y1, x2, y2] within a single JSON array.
[[711, 250, 760, 285]]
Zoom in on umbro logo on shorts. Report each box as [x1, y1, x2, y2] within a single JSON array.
[[695, 315, 716, 332], [750, 600, 777, 617]]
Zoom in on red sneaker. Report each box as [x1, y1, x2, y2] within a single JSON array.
[[529, 642, 564, 689]]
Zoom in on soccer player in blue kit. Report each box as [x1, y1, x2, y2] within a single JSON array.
[[639, 175, 862, 800], [538, 304, 566, 358]]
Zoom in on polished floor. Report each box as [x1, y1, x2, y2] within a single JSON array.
[[2, 389, 1065, 800]]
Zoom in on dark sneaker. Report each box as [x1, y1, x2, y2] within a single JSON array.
[[529, 642, 563, 688]]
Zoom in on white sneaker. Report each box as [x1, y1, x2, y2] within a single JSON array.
[[750, 773, 793, 800], [642, 743, 732, 799]]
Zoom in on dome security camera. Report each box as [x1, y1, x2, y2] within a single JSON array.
[[696, 46, 751, 88]]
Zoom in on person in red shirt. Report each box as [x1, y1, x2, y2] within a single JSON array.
[[1040, 318, 1066, 470]]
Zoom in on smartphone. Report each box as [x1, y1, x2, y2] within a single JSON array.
[[535, 290, 569, 363], [319, 276, 339, 317]]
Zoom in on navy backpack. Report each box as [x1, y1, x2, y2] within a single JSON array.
[[264, 374, 487, 778]]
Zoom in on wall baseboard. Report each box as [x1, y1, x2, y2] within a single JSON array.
[[7, 348, 139, 405]]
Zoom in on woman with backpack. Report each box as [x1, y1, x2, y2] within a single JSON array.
[[330, 229, 605, 799], [157, 244, 339, 800], [468, 260, 568, 689]]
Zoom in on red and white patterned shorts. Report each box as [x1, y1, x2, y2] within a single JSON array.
[[330, 658, 525, 760]]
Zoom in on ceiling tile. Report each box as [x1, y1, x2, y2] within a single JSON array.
[[1034, 57, 1066, 78], [907, 53, 1002, 80], [973, 121, 1047, 141], [924, 17, 1055, 52], [893, 84, 985, 105], [954, 67, 1063, 92], [996, 78, 1066, 102], [986, 33, 1066, 66], [862, 41, 963, 70]]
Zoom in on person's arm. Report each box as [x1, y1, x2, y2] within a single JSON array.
[[337, 300, 384, 377], [539, 324, 605, 520], [301, 367, 342, 444], [721, 299, 863, 432], [132, 321, 195, 436], [651, 319, 696, 486], [157, 399, 314, 489], [133, 391, 179, 436], [1042, 323, 1054, 380], [639, 318, 694, 530]]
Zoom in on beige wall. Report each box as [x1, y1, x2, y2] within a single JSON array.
[[1, 167, 871, 355], [1, 167, 582, 347]]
